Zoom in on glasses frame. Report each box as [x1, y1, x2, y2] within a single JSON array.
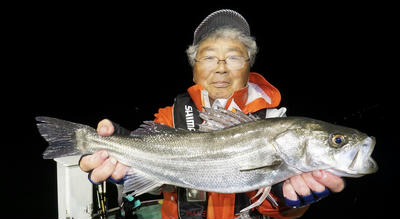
[[194, 56, 250, 70]]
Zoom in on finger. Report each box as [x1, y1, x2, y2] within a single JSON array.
[[282, 180, 298, 200], [111, 163, 129, 180], [282, 180, 302, 208], [289, 175, 311, 196], [90, 157, 117, 183], [301, 172, 325, 193], [312, 170, 345, 193], [79, 150, 109, 172], [97, 119, 115, 136]]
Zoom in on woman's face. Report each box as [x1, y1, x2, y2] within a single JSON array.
[[193, 37, 250, 104]]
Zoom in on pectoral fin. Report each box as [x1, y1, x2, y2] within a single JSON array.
[[239, 160, 282, 172]]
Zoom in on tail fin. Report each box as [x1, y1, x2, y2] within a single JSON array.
[[36, 116, 91, 159]]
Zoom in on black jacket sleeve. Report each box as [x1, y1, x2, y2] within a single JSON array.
[[111, 121, 131, 136]]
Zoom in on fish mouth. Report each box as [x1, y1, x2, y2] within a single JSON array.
[[327, 136, 378, 177], [349, 136, 378, 174]]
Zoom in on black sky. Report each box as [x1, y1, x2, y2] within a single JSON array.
[[4, 2, 396, 218]]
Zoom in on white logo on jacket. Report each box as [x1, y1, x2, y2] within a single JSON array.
[[185, 105, 196, 131]]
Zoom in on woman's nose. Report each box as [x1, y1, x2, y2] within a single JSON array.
[[215, 60, 228, 73]]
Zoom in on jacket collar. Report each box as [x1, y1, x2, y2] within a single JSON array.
[[187, 72, 281, 114]]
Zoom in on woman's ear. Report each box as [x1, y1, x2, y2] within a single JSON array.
[[192, 72, 197, 83]]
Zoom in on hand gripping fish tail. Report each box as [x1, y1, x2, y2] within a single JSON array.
[[36, 116, 92, 159]]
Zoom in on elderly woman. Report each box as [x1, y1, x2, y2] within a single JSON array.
[[80, 9, 344, 219]]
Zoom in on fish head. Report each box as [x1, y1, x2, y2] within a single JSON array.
[[274, 118, 378, 177], [326, 135, 378, 177]]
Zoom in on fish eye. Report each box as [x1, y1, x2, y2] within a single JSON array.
[[330, 134, 346, 148]]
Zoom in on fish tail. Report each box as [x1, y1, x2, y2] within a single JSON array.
[[36, 116, 91, 159]]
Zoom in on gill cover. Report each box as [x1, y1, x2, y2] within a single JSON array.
[[273, 129, 312, 172]]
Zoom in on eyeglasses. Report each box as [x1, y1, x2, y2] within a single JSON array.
[[194, 56, 250, 70]]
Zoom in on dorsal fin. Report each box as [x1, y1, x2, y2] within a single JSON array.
[[131, 121, 181, 137], [198, 107, 259, 132]]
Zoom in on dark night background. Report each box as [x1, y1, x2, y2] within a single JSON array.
[[3, 2, 396, 219]]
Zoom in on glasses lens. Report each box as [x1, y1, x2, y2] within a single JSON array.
[[226, 57, 244, 70], [197, 56, 247, 70], [199, 57, 218, 69]]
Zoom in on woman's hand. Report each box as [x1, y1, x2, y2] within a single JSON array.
[[283, 170, 345, 205], [79, 119, 129, 183]]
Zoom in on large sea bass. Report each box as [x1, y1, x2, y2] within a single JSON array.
[[36, 108, 377, 211]]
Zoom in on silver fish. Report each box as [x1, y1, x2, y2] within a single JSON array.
[[36, 108, 378, 211]]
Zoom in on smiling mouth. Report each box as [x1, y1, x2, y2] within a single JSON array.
[[212, 81, 230, 88]]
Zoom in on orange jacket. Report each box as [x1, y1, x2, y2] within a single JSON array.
[[154, 72, 306, 219]]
